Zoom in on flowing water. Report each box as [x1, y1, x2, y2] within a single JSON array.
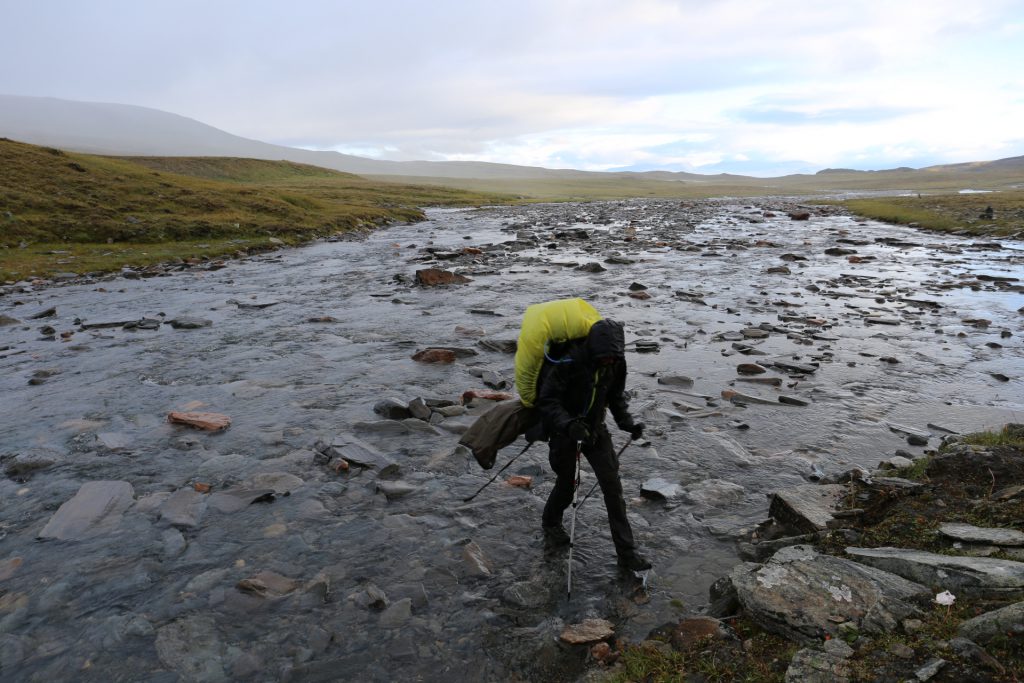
[[1, 199, 1022, 682]]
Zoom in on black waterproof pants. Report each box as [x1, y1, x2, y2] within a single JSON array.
[[542, 428, 637, 558]]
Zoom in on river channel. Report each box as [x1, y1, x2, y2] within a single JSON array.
[[1, 199, 1022, 681]]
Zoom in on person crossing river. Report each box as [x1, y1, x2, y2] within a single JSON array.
[[532, 317, 651, 572]]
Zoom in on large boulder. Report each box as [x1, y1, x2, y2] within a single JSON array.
[[731, 545, 928, 643], [38, 480, 135, 540], [846, 547, 1024, 598]]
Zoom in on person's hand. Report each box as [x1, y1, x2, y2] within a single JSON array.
[[567, 420, 589, 443], [627, 422, 645, 441]]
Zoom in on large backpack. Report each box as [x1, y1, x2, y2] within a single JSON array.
[[514, 298, 603, 407]]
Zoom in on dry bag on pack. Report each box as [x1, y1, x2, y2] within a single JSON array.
[[459, 298, 603, 469], [458, 400, 538, 469], [514, 298, 603, 407]]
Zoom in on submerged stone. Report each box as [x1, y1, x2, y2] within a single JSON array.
[[38, 480, 135, 540]]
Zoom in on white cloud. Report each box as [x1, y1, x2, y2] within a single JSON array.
[[1, 0, 1022, 173]]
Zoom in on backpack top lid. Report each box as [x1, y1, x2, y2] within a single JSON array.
[[514, 298, 603, 407]]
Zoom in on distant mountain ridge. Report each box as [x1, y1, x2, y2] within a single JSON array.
[[1, 94, 1022, 184]]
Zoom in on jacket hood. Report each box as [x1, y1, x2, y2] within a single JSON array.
[[585, 319, 625, 360]]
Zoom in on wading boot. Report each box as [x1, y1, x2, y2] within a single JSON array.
[[543, 525, 571, 546], [616, 551, 652, 572]]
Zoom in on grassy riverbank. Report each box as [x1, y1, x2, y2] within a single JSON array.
[[0, 139, 511, 281], [837, 191, 1024, 237]]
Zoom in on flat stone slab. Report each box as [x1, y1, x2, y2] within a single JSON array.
[[732, 545, 928, 644], [207, 488, 275, 514], [940, 523, 1024, 547], [771, 359, 818, 374], [560, 618, 614, 644], [322, 433, 398, 474], [769, 484, 847, 533], [161, 488, 208, 528], [846, 546, 1024, 597], [641, 477, 681, 500], [38, 480, 135, 540]]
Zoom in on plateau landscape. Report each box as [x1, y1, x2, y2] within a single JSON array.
[[1, 2, 1022, 682]]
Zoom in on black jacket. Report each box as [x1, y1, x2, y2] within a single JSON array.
[[535, 320, 635, 438]]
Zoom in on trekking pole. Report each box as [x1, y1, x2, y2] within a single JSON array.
[[567, 440, 583, 597], [461, 441, 533, 503]]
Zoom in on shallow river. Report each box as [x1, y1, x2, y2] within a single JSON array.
[[1, 199, 1022, 682]]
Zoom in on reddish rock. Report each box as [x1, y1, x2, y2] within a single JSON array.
[[589, 643, 610, 663], [506, 475, 533, 488], [788, 211, 811, 221], [168, 412, 232, 431], [628, 291, 651, 300], [671, 617, 726, 649], [415, 268, 471, 286], [848, 255, 865, 263], [411, 348, 457, 364], [193, 482, 212, 493], [561, 619, 614, 644], [737, 363, 767, 375], [462, 247, 482, 255]]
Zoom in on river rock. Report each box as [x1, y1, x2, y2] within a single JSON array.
[[731, 545, 927, 643], [245, 472, 303, 495], [682, 479, 745, 507], [641, 477, 681, 500], [415, 268, 471, 286], [207, 488, 275, 513], [167, 316, 212, 329], [154, 615, 227, 683], [560, 618, 614, 644], [38, 480, 135, 540], [785, 646, 851, 682], [957, 601, 1024, 644], [320, 433, 399, 474], [376, 480, 419, 500], [237, 570, 299, 597], [373, 398, 412, 420], [161, 528, 187, 558], [769, 484, 846, 533], [160, 488, 208, 528], [939, 523, 1024, 547], [658, 374, 693, 387], [96, 432, 132, 451], [669, 617, 729, 649], [502, 578, 551, 609], [3, 448, 62, 478], [846, 546, 1024, 597], [0, 314, 21, 325], [462, 541, 492, 578], [379, 598, 413, 629], [771, 359, 817, 374], [737, 363, 766, 374], [167, 411, 231, 431], [407, 397, 432, 420], [412, 348, 457, 363]]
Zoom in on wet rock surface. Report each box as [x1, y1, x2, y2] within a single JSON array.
[[1, 199, 1022, 681]]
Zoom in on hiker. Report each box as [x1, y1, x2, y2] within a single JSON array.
[[534, 318, 651, 571]]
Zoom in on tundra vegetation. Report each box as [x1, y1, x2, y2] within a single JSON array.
[[0, 138, 511, 280]]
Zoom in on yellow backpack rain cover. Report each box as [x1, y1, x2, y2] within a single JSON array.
[[514, 298, 603, 407]]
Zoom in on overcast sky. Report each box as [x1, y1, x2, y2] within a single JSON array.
[[4, 0, 1023, 175]]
